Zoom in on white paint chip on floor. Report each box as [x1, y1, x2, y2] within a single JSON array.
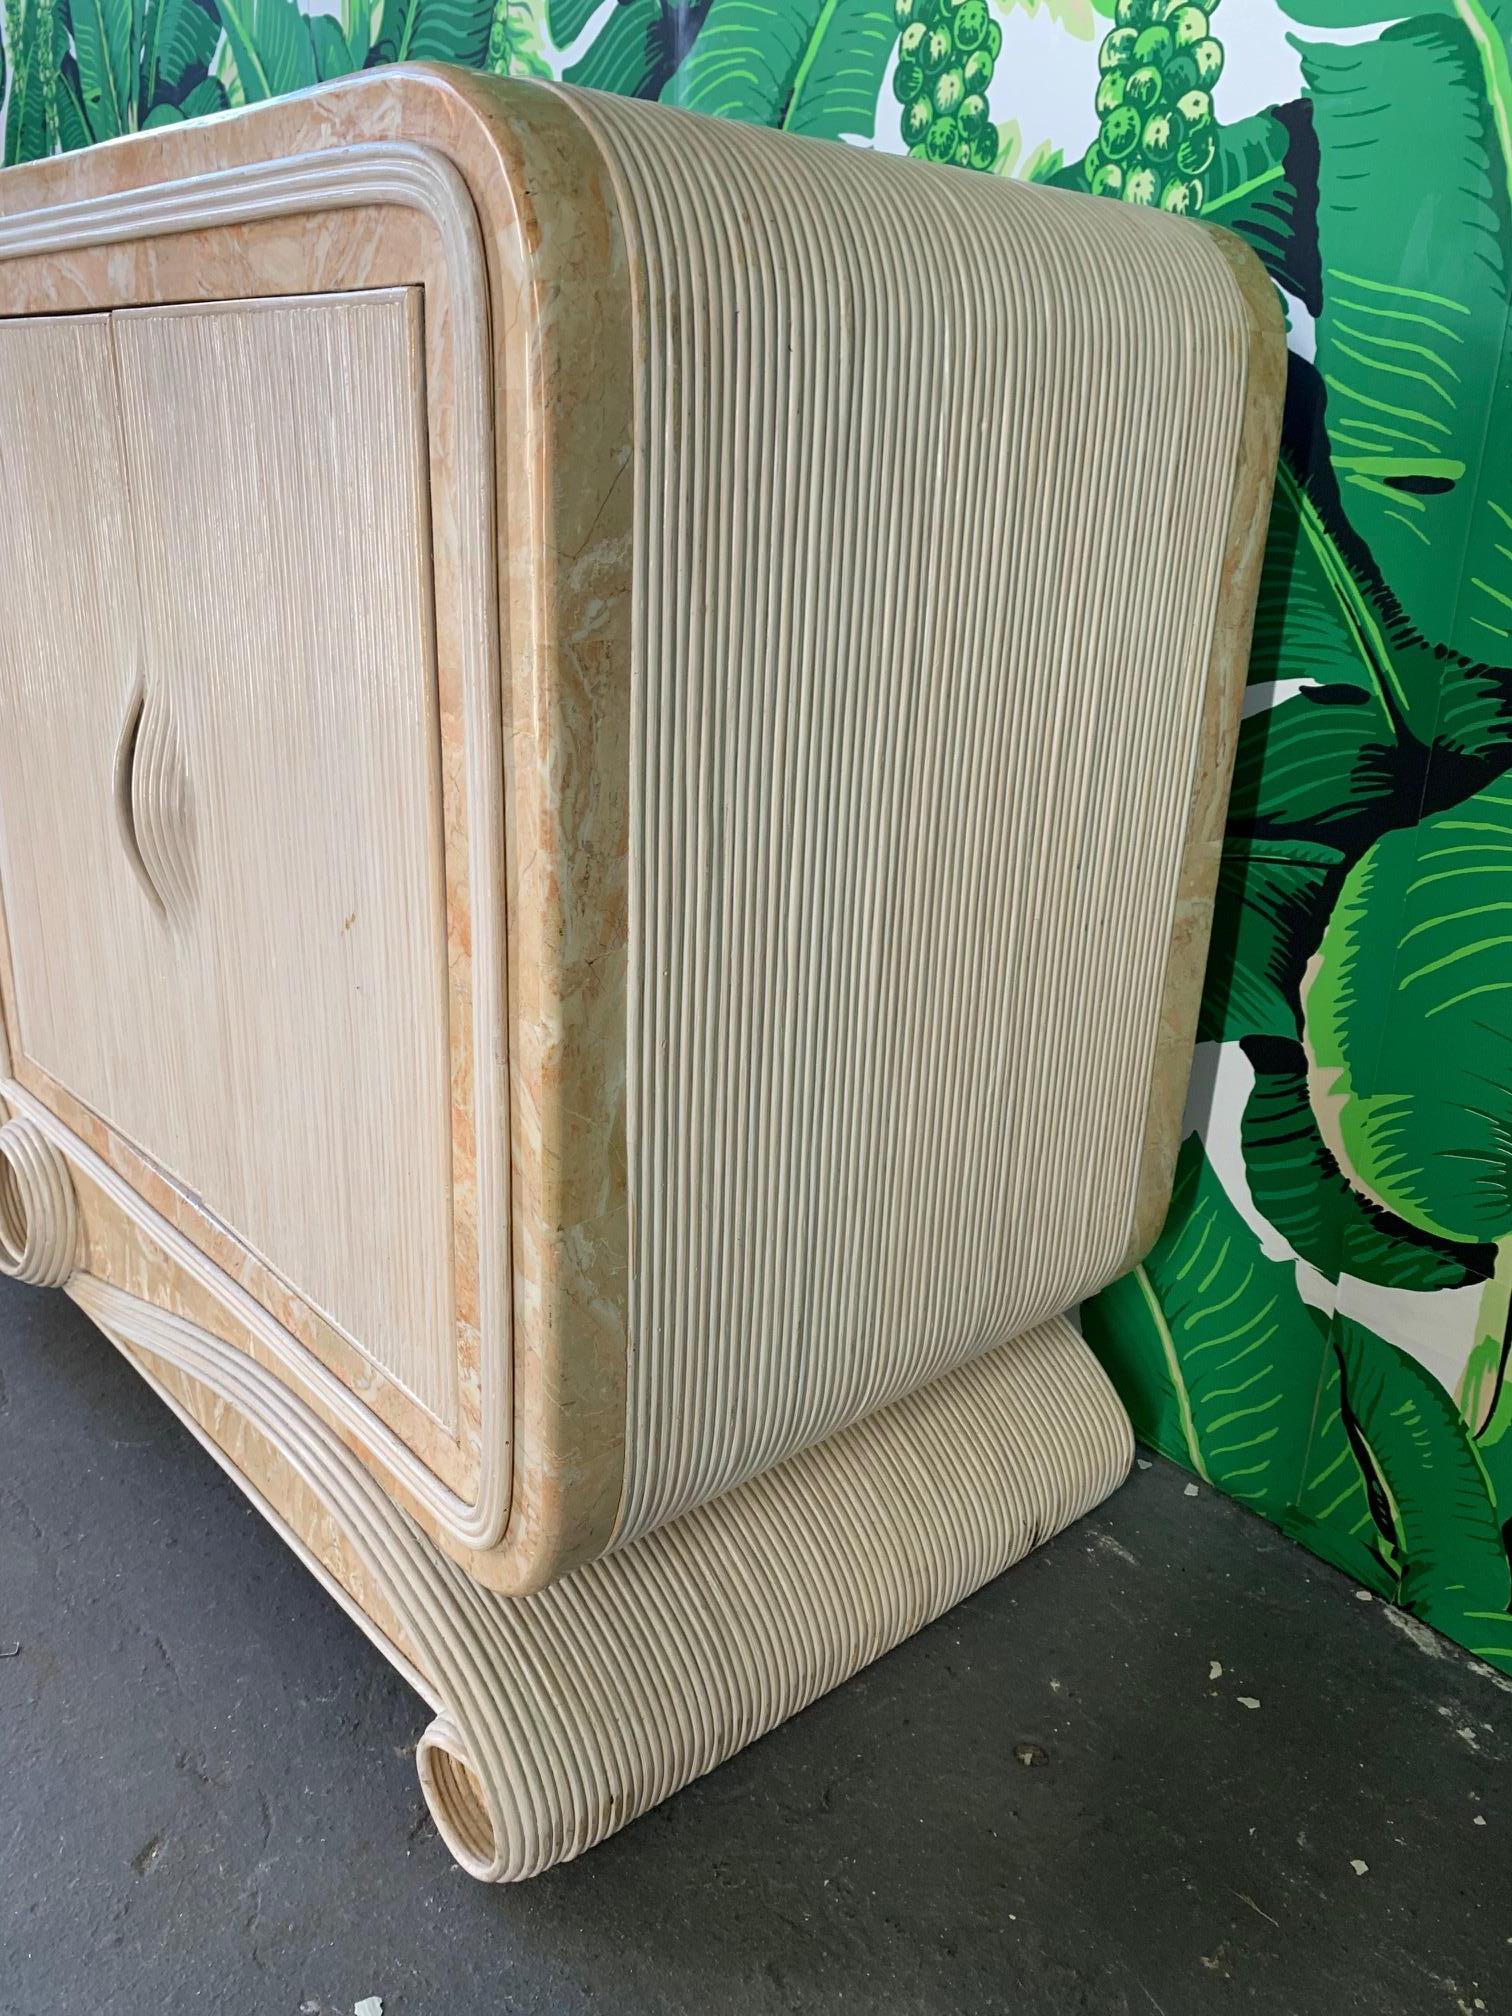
[[1209, 1661, 1223, 1681], [354, 2000, 383, 2016], [1184, 1483, 1200, 1498], [1238, 1697, 1260, 1710], [1351, 1860, 1369, 1877]]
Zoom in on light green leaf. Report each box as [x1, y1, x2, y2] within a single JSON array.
[[1001, 0, 1096, 32], [340, 0, 371, 63], [214, 0, 316, 100], [1334, 1317, 1512, 1663], [1199, 839, 1343, 1045], [1241, 1036, 1492, 1289], [1081, 1136, 1327, 1513], [666, 0, 894, 142], [992, 121, 1053, 183], [486, 0, 550, 76], [1474, 1285, 1512, 1515], [1302, 774, 1512, 1244], [1303, 20, 1512, 667], [1458, 1242, 1512, 1432]]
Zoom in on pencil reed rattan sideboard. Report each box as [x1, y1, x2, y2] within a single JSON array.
[[0, 65, 1283, 1879]]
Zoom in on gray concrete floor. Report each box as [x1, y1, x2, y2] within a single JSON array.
[[0, 1278, 1508, 2016]]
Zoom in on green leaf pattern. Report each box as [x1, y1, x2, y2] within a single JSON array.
[[1081, 1136, 1330, 1513]]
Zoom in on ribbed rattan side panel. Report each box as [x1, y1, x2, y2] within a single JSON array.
[[560, 94, 1250, 1542]]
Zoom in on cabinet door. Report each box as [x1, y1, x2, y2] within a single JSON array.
[[0, 315, 161, 1153], [0, 293, 461, 1445]]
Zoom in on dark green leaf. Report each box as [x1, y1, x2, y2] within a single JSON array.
[[1082, 1136, 1327, 1513], [1200, 838, 1344, 1044], [67, 0, 142, 141], [1203, 105, 1319, 315], [1335, 1317, 1512, 1661], [179, 72, 223, 112], [3, 0, 54, 163], [1288, 1335, 1396, 1594], [1261, 431, 1512, 777], [566, 0, 664, 94], [377, 0, 494, 65], [546, 0, 597, 45], [1303, 774, 1512, 1243], [309, 11, 359, 76], [56, 59, 92, 152], [140, 0, 217, 113], [1303, 20, 1512, 668], [1228, 686, 1407, 851], [1251, 463, 1427, 723], [1241, 1036, 1492, 1289]]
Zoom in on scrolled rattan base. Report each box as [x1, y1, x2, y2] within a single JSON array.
[[0, 1117, 79, 1288], [69, 1272, 1130, 1881]]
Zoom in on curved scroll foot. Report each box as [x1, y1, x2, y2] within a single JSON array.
[[71, 1274, 1131, 1882], [0, 1116, 79, 1287]]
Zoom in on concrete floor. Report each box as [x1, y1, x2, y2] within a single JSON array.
[[0, 1279, 1507, 2016]]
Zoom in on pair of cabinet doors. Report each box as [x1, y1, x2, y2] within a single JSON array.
[[0, 288, 463, 1437]]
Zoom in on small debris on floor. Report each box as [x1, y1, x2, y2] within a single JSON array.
[[1237, 1697, 1260, 1711], [1351, 1860, 1369, 1877], [1474, 1815, 1487, 1827], [1355, 1590, 1373, 1602], [1013, 1743, 1050, 1768], [0, 1643, 19, 1658], [1184, 1483, 1200, 1498], [1209, 1660, 1223, 1681], [354, 1999, 383, 2016], [1135, 1458, 1152, 1470]]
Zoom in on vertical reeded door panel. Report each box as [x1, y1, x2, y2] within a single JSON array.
[[110, 289, 458, 1429], [0, 293, 463, 1450], [0, 314, 164, 1137]]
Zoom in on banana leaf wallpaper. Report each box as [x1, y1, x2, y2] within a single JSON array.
[[4, 0, 1512, 1674]]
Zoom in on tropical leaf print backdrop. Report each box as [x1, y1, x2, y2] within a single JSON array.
[[4, 0, 1512, 1672]]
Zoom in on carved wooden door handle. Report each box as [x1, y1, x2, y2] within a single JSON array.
[[113, 674, 195, 920]]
